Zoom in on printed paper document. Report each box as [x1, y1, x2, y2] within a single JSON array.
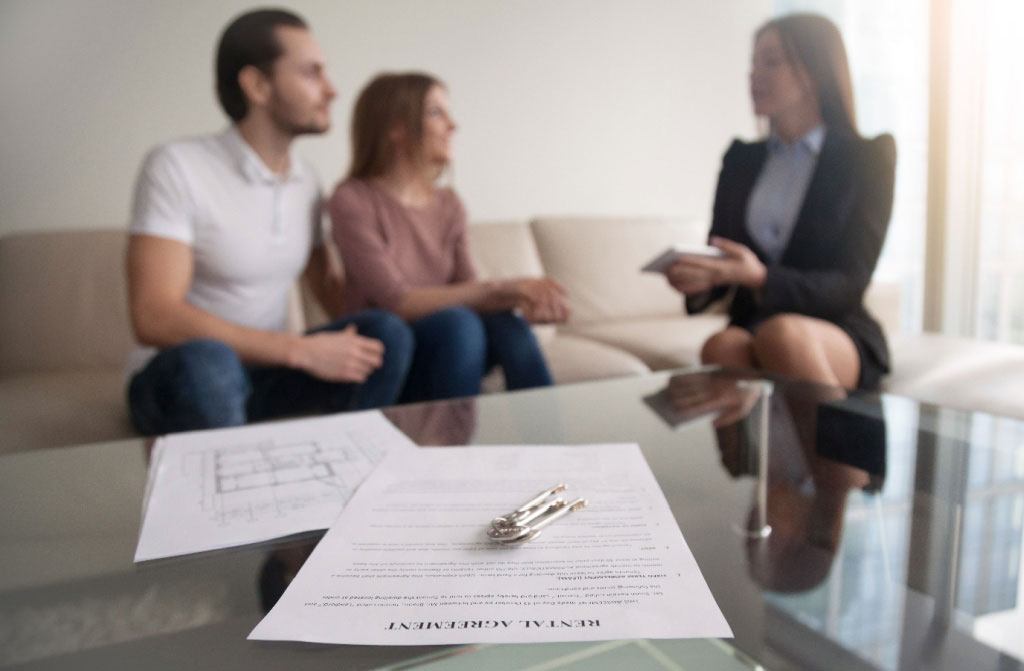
[[134, 410, 416, 561], [249, 444, 732, 645]]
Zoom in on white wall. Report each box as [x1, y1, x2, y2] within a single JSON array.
[[0, 0, 770, 235]]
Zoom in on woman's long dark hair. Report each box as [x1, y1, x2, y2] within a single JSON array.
[[757, 13, 858, 137]]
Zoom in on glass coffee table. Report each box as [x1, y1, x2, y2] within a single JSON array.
[[1, 368, 1022, 670]]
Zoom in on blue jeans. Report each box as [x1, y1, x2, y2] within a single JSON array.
[[127, 310, 413, 436], [400, 307, 552, 402]]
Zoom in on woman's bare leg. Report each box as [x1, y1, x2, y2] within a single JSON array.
[[751, 314, 859, 388], [701, 326, 757, 369]]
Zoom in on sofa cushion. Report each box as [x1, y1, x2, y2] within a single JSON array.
[[467, 220, 545, 279], [564, 314, 729, 371], [530, 216, 709, 326], [480, 331, 651, 393], [0, 370, 136, 453], [539, 333, 651, 383], [0, 230, 135, 375], [885, 333, 1024, 419], [468, 221, 656, 384]]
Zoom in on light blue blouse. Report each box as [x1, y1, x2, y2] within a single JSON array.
[[745, 125, 825, 263]]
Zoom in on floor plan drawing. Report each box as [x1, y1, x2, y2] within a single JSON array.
[[135, 411, 417, 561], [197, 431, 388, 526]]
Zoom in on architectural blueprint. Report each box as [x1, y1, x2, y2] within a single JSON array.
[[134, 410, 417, 561]]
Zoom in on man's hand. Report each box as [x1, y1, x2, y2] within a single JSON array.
[[666, 236, 766, 294], [506, 277, 571, 324], [291, 325, 384, 383]]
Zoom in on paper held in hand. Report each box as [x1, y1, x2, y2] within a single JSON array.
[[249, 443, 732, 646], [641, 244, 724, 274]]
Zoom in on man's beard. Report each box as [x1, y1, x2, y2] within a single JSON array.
[[268, 96, 328, 137]]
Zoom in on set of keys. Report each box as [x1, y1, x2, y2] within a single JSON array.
[[486, 483, 588, 545]]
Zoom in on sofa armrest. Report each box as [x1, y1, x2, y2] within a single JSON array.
[[0, 229, 135, 375]]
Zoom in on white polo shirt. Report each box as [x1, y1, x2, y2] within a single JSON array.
[[127, 126, 322, 375]]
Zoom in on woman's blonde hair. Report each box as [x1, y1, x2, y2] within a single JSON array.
[[347, 71, 443, 180]]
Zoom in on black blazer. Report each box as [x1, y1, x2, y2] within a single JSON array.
[[687, 130, 897, 378]]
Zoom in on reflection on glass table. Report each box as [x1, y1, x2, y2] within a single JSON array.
[[2, 367, 1024, 670], [643, 368, 1024, 670], [370, 638, 760, 670]]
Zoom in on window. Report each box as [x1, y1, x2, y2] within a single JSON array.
[[962, 0, 1024, 344]]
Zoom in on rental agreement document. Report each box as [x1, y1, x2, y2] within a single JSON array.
[[134, 410, 416, 562], [249, 444, 732, 645]]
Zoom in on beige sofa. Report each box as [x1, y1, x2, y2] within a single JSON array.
[[3, 221, 1024, 453]]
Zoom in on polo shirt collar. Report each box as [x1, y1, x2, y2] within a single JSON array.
[[221, 125, 306, 184]]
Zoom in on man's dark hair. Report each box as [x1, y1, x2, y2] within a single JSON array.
[[215, 8, 307, 122]]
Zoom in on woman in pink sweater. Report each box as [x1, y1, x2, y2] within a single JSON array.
[[329, 72, 569, 401]]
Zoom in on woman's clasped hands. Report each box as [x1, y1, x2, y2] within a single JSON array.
[[503, 277, 571, 324]]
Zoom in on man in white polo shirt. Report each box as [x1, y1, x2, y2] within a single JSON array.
[[125, 9, 413, 435]]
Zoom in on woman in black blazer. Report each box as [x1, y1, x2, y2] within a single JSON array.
[[668, 13, 896, 391]]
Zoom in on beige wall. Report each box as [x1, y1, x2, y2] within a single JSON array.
[[0, 0, 770, 235]]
